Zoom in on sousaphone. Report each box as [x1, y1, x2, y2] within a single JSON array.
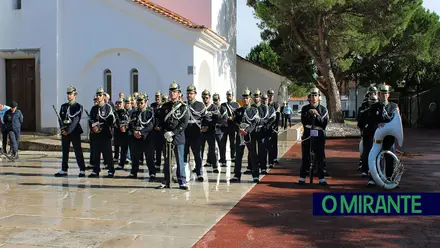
[[368, 108, 404, 189]]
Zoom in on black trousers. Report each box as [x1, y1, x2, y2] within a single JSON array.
[[213, 132, 225, 164], [61, 134, 86, 171], [115, 132, 129, 168], [92, 135, 114, 174], [201, 132, 217, 169], [234, 134, 259, 179], [220, 127, 236, 160], [130, 136, 155, 176], [361, 133, 373, 173], [268, 131, 278, 164], [300, 136, 325, 179], [184, 134, 202, 176], [257, 131, 269, 170], [152, 130, 164, 167]]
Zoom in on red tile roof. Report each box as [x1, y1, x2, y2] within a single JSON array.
[[131, 0, 226, 41]]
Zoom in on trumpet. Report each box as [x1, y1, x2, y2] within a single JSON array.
[[239, 123, 250, 146]]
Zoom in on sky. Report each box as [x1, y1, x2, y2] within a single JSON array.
[[236, 0, 440, 58]]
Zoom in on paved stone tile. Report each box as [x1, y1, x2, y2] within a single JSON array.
[[0, 140, 294, 247]]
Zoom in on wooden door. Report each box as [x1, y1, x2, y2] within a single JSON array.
[[5, 59, 36, 132]]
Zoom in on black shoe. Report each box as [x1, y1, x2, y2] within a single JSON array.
[[179, 184, 189, 190], [297, 180, 306, 185], [319, 181, 328, 186], [203, 163, 210, 167], [324, 171, 330, 177], [86, 165, 94, 170], [213, 168, 219, 173], [253, 178, 260, 183], [88, 172, 99, 178], [230, 177, 240, 183], [243, 169, 252, 175], [127, 174, 137, 179], [157, 183, 170, 189], [261, 169, 267, 175], [268, 164, 274, 168], [78, 173, 86, 178], [192, 168, 197, 173], [54, 171, 68, 177], [149, 175, 156, 182], [197, 176, 204, 182], [107, 172, 114, 178]]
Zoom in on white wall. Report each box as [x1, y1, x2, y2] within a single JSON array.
[[149, 0, 212, 26], [0, 58, 5, 104], [212, 0, 237, 99], [237, 57, 284, 99], [0, 0, 59, 129]]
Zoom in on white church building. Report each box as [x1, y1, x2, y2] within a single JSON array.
[[0, 0, 288, 133]]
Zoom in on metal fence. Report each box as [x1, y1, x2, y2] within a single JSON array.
[[399, 84, 440, 128]]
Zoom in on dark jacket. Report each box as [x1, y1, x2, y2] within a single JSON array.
[[301, 104, 328, 139], [3, 109, 24, 132], [129, 107, 154, 140], [59, 102, 83, 136], [88, 103, 115, 138], [221, 101, 240, 130], [202, 103, 220, 134], [159, 101, 189, 145], [186, 100, 206, 137], [234, 105, 259, 140]]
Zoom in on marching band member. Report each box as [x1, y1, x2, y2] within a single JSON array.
[[230, 88, 260, 183], [127, 94, 156, 180], [244, 89, 262, 175], [297, 88, 329, 186], [267, 89, 280, 167], [114, 97, 132, 170], [88, 87, 116, 178], [212, 93, 228, 167], [364, 84, 398, 187], [54, 85, 86, 177], [151, 91, 164, 172], [220, 90, 240, 163], [259, 93, 277, 174], [357, 85, 378, 176], [184, 85, 205, 181], [200, 90, 221, 173], [158, 82, 189, 190]]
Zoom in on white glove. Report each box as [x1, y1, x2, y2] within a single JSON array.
[[164, 131, 174, 142]]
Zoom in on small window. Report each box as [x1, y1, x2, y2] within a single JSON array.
[[130, 69, 139, 93], [299, 101, 304, 105], [15, 0, 22, 9], [104, 69, 112, 98]]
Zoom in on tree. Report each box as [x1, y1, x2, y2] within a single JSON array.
[[352, 7, 440, 92], [247, 0, 423, 122], [246, 42, 280, 74], [247, 42, 312, 96]]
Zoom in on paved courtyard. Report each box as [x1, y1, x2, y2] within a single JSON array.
[[0, 140, 294, 247]]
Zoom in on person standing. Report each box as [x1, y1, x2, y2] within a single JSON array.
[[151, 90, 164, 172], [184, 85, 205, 181], [230, 88, 260, 183], [200, 90, 220, 173], [297, 88, 329, 186], [54, 86, 86, 177], [220, 90, 240, 162], [0, 104, 11, 153], [364, 84, 398, 187], [259, 93, 276, 174], [127, 94, 156, 181], [2, 101, 23, 159], [212, 93, 228, 167], [357, 85, 378, 177], [88, 87, 116, 178], [283, 102, 293, 129], [157, 82, 189, 190], [267, 89, 280, 167]]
